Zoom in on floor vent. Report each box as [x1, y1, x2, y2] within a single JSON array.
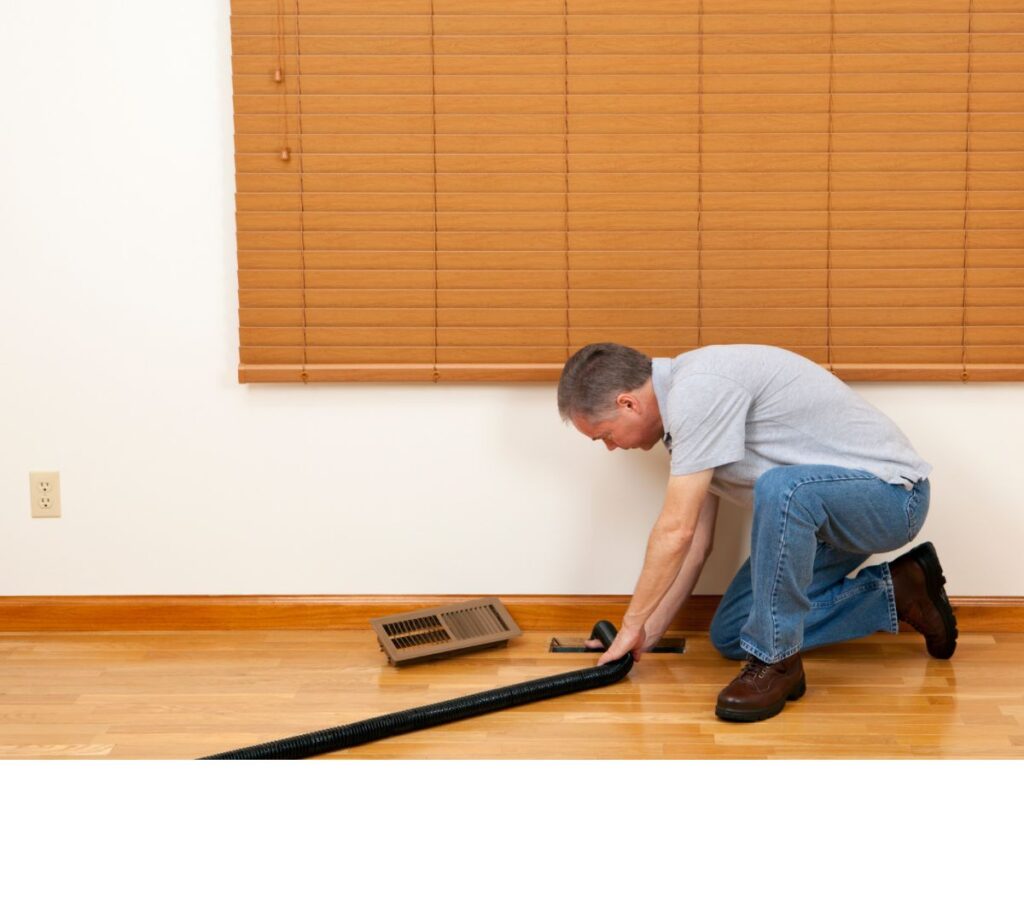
[[372, 597, 521, 665]]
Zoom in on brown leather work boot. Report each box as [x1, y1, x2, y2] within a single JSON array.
[[888, 541, 957, 659], [715, 653, 806, 723]]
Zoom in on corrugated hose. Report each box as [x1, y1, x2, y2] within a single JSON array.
[[201, 620, 631, 760]]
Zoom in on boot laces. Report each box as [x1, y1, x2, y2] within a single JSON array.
[[740, 657, 772, 681]]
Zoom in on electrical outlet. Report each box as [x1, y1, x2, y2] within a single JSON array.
[[30, 471, 61, 518]]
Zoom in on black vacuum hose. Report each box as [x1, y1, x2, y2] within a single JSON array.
[[202, 620, 631, 760]]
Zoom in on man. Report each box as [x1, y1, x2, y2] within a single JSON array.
[[558, 342, 957, 722]]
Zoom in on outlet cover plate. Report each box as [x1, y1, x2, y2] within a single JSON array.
[[30, 471, 61, 518]]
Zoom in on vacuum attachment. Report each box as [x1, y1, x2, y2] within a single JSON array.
[[372, 596, 522, 665], [549, 636, 686, 654]]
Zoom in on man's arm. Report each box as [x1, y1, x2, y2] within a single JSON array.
[[597, 468, 715, 664], [640, 491, 719, 649]]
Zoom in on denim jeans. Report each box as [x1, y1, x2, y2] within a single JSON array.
[[709, 465, 931, 664]]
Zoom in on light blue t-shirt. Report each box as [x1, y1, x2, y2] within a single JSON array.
[[651, 345, 933, 509]]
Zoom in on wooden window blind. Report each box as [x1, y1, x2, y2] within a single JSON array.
[[232, 0, 1024, 383]]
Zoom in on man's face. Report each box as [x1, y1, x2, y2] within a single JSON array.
[[570, 393, 663, 452]]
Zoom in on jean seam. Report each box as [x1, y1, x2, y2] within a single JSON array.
[[740, 638, 802, 664], [881, 562, 899, 633], [905, 479, 929, 543], [809, 579, 884, 610], [761, 472, 883, 659], [906, 490, 918, 541]]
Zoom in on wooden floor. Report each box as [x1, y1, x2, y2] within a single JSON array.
[[1, 629, 1022, 758]]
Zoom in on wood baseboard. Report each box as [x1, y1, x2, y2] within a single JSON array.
[[0, 595, 1020, 632]]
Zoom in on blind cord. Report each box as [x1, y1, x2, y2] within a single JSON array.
[[430, 0, 439, 382], [826, 0, 835, 373], [696, 0, 704, 351], [275, 0, 288, 161], [294, 0, 308, 383], [563, 0, 571, 363], [961, 1, 974, 384]]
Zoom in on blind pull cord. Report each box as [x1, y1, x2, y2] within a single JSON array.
[[430, 0, 439, 383], [960, 1, 974, 384], [562, 0, 570, 362]]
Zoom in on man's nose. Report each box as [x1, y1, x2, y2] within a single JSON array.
[[604, 441, 616, 451]]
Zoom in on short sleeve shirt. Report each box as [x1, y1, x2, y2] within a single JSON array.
[[651, 344, 933, 508]]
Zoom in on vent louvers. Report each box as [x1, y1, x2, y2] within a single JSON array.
[[392, 629, 451, 649], [383, 615, 444, 637], [372, 597, 521, 666], [444, 604, 507, 640]]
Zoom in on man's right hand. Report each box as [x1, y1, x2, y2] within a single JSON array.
[[585, 625, 667, 656], [595, 622, 647, 664]]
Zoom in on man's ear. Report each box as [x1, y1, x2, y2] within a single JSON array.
[[617, 391, 640, 413]]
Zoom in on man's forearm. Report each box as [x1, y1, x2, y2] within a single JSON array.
[[643, 545, 708, 642], [622, 526, 694, 629]]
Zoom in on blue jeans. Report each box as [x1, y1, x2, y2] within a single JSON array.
[[709, 465, 931, 664]]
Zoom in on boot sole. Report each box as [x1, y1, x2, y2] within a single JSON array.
[[907, 541, 958, 659], [715, 673, 807, 723]]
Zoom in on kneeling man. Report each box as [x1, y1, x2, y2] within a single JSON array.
[[558, 342, 957, 722]]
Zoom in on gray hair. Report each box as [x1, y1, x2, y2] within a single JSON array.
[[557, 342, 652, 422]]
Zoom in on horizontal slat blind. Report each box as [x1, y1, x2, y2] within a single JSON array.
[[232, 0, 1024, 382]]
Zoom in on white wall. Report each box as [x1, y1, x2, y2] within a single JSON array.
[[2, 2, 1021, 597]]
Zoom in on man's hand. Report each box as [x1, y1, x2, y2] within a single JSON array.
[[593, 622, 647, 665], [586, 623, 664, 660]]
